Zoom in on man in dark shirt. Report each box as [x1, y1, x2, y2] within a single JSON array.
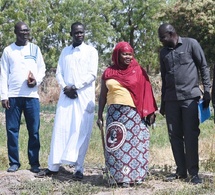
[[158, 23, 211, 184]]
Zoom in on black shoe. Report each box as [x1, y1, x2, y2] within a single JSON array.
[[30, 166, 40, 173], [176, 174, 187, 180], [73, 170, 83, 181], [7, 165, 19, 172], [164, 173, 187, 182], [189, 175, 202, 185], [35, 169, 58, 178]]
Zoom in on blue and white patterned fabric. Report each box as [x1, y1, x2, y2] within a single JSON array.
[[105, 104, 149, 185]]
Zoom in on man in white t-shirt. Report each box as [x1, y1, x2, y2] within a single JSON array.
[[0, 21, 46, 173]]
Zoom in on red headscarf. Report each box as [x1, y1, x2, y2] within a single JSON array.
[[102, 42, 157, 118]]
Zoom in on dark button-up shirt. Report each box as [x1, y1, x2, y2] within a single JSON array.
[[159, 36, 211, 102]]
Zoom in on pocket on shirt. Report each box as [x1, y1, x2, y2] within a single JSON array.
[[85, 101, 95, 113], [179, 52, 192, 65]]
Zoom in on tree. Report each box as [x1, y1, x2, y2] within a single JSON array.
[[0, 0, 167, 73], [157, 0, 215, 68], [0, 0, 65, 69], [60, 0, 167, 73], [98, 0, 166, 73]]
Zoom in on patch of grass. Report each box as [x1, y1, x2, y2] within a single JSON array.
[[86, 123, 105, 168], [14, 180, 101, 195], [0, 147, 8, 170], [154, 181, 215, 195], [0, 105, 215, 194], [149, 113, 170, 147]]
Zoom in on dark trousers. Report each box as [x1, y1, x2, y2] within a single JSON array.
[[6, 97, 40, 168], [165, 98, 200, 176]]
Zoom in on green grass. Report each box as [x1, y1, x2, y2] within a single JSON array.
[[16, 180, 100, 195], [0, 105, 215, 194]]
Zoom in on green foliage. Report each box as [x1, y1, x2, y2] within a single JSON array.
[[103, 0, 165, 73], [0, 0, 214, 73], [0, 0, 166, 72], [157, 0, 215, 67]]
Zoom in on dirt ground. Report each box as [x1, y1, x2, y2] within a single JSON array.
[[0, 165, 214, 195], [0, 76, 214, 194]]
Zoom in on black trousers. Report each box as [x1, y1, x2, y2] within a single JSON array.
[[165, 98, 200, 176]]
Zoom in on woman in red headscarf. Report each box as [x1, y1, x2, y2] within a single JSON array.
[[97, 42, 157, 187]]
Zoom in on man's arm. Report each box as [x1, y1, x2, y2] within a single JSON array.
[[159, 53, 166, 116], [192, 39, 211, 93], [212, 66, 215, 107], [56, 50, 67, 89], [212, 66, 215, 123], [192, 39, 211, 108], [35, 47, 46, 86], [0, 50, 9, 101]]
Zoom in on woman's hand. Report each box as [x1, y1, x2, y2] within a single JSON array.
[[146, 113, 156, 126], [96, 118, 103, 130]]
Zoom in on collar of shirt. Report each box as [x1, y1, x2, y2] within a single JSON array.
[[178, 36, 182, 44], [71, 42, 85, 52], [167, 36, 183, 50]]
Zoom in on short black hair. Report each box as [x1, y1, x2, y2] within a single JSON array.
[[158, 23, 176, 34], [71, 22, 85, 32], [14, 21, 28, 33]]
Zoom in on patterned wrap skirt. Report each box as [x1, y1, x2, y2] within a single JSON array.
[[105, 104, 149, 184]]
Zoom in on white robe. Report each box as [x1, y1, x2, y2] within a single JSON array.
[[48, 43, 98, 172]]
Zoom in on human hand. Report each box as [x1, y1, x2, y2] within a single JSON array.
[[27, 71, 37, 88], [1, 100, 10, 109], [146, 113, 156, 126], [203, 91, 211, 108], [63, 85, 78, 99], [96, 118, 103, 130]]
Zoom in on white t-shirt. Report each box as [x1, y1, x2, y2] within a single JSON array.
[[0, 42, 46, 100]]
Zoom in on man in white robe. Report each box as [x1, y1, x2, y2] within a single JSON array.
[[37, 22, 98, 180]]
